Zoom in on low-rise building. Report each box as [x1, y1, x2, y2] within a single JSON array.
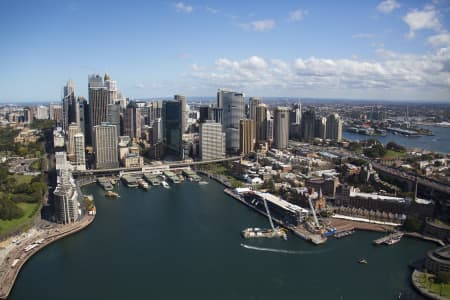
[[425, 245, 450, 275]]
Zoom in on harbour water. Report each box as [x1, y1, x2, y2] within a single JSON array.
[[9, 179, 436, 300], [344, 125, 450, 153]]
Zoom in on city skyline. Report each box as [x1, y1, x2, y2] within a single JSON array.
[[0, 0, 449, 102]]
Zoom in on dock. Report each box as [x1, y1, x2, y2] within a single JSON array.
[[373, 231, 403, 245], [224, 188, 326, 245]]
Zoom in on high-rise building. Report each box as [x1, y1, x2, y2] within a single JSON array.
[[199, 121, 225, 160], [152, 118, 162, 144], [240, 119, 255, 155], [174, 95, 187, 132], [301, 109, 316, 141], [93, 123, 119, 169], [289, 102, 302, 139], [107, 103, 121, 137], [77, 97, 86, 135], [273, 107, 289, 150], [249, 97, 261, 121], [315, 117, 327, 139], [53, 152, 79, 224], [267, 113, 274, 142], [220, 89, 244, 154], [73, 133, 86, 171], [255, 104, 268, 144], [162, 100, 183, 159], [62, 80, 75, 132], [35, 105, 49, 120], [326, 113, 343, 142], [89, 74, 108, 129], [67, 123, 81, 158], [199, 105, 213, 123]]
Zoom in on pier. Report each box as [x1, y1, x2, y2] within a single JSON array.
[[373, 231, 403, 245], [224, 189, 326, 245]]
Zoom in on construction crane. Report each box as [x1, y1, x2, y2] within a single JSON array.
[[308, 195, 320, 229], [262, 196, 275, 230]]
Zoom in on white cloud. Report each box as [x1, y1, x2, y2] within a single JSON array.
[[288, 9, 308, 21], [352, 33, 374, 39], [206, 7, 218, 14], [403, 5, 441, 38], [189, 50, 450, 99], [428, 32, 450, 47], [134, 83, 145, 89], [240, 19, 275, 32], [175, 2, 193, 14], [377, 0, 401, 14]]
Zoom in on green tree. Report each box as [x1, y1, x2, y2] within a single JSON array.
[[404, 216, 423, 232]]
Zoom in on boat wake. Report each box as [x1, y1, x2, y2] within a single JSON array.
[[240, 243, 326, 255]]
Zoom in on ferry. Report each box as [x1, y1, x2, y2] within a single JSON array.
[[241, 227, 287, 240], [97, 178, 113, 191], [384, 235, 402, 245], [137, 179, 149, 190], [335, 230, 355, 239], [161, 181, 170, 189], [198, 181, 209, 185], [358, 258, 368, 264], [105, 191, 119, 198], [121, 175, 138, 188]]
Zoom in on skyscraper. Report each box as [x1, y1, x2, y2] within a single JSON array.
[[301, 109, 316, 141], [273, 107, 289, 150], [239, 119, 255, 155], [255, 104, 268, 144], [162, 100, 183, 159], [174, 95, 187, 132], [220, 89, 244, 154], [93, 123, 119, 169], [289, 102, 302, 139], [88, 74, 108, 130], [199, 121, 225, 160], [315, 117, 327, 139], [249, 97, 261, 121], [107, 103, 121, 137], [67, 123, 81, 158], [326, 113, 343, 142], [73, 133, 86, 171], [62, 80, 75, 132]]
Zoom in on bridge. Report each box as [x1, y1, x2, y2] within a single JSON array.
[[72, 156, 241, 178], [371, 161, 450, 196]]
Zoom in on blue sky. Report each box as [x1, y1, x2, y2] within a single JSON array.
[[0, 0, 449, 102]]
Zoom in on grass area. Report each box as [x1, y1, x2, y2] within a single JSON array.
[[417, 272, 450, 298], [0, 202, 39, 235], [383, 150, 407, 159], [30, 159, 41, 171], [10, 174, 33, 185]]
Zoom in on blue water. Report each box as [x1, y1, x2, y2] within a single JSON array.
[[344, 125, 450, 153]]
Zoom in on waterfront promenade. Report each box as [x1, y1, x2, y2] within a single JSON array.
[[0, 214, 95, 299]]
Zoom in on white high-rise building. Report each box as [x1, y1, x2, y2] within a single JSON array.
[[73, 133, 86, 171], [199, 121, 225, 160], [326, 113, 343, 142], [93, 123, 119, 169], [54, 151, 79, 224], [67, 123, 81, 158], [35, 105, 49, 120], [273, 107, 289, 150]]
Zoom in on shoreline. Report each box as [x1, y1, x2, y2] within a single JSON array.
[[0, 213, 95, 300]]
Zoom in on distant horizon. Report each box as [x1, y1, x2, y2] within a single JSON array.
[[2, 96, 450, 106]]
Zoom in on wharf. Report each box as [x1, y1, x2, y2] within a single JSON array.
[[224, 189, 326, 245], [0, 214, 95, 300], [373, 231, 402, 245]]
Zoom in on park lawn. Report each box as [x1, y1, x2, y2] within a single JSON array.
[[10, 174, 34, 185], [0, 202, 39, 235], [383, 150, 407, 159], [418, 272, 450, 298]]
